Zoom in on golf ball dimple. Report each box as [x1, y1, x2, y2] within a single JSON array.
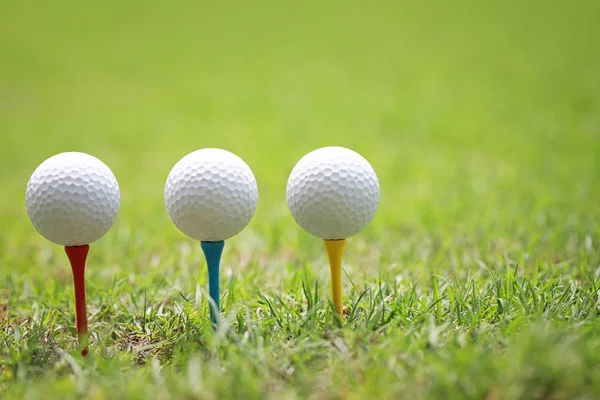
[[164, 148, 258, 242], [287, 146, 380, 240], [26, 152, 121, 246]]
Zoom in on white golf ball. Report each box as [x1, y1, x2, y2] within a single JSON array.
[[286, 146, 380, 240], [164, 148, 258, 242], [26, 152, 121, 246]]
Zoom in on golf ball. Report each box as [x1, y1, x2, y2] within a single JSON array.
[[287, 146, 379, 240], [164, 148, 258, 242], [26, 152, 121, 246]]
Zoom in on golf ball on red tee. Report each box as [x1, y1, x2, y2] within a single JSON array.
[[26, 152, 121, 246]]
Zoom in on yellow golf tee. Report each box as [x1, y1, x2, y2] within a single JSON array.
[[324, 239, 346, 315]]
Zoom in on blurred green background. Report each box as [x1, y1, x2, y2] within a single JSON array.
[[0, 0, 600, 246], [1, 0, 600, 397], [2, 0, 598, 251]]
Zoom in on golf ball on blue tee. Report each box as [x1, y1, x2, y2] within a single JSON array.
[[286, 146, 380, 240], [164, 148, 258, 242], [25, 152, 121, 246]]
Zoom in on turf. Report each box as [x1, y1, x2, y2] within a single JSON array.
[[1, 0, 600, 398]]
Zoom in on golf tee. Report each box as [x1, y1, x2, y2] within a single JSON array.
[[64, 245, 90, 356], [324, 239, 346, 315], [200, 241, 225, 325]]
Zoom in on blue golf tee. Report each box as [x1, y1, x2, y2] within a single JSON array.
[[200, 240, 225, 325]]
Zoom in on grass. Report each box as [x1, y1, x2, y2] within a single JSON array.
[[1, 0, 600, 398]]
